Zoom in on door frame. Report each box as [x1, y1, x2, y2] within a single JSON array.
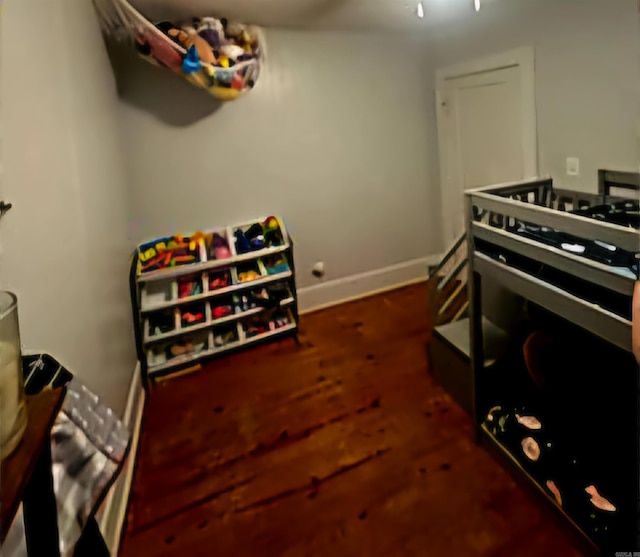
[[435, 46, 538, 249]]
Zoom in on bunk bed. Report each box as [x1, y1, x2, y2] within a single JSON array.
[[466, 169, 640, 552]]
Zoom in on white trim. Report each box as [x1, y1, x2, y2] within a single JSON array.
[[435, 46, 538, 248], [98, 363, 146, 555], [298, 255, 441, 314], [435, 47, 533, 88]]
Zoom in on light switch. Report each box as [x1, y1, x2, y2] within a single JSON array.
[[566, 157, 580, 176]]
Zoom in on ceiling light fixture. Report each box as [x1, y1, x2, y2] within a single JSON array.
[[474, 0, 481, 11], [417, 1, 424, 18]]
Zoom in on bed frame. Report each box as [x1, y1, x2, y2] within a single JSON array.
[[467, 170, 638, 352], [465, 169, 640, 551]]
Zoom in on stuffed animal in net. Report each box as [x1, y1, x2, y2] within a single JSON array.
[[92, 0, 262, 101], [140, 16, 262, 100]]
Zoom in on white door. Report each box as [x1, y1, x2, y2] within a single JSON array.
[[436, 49, 538, 248]]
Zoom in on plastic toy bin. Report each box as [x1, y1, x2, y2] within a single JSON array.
[[137, 234, 206, 275], [141, 280, 175, 308]]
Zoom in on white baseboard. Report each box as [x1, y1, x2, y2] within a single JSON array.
[[99, 363, 145, 555], [298, 255, 442, 314]]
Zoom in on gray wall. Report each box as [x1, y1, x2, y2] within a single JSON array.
[[431, 0, 639, 193], [0, 0, 135, 415], [2, 0, 635, 413], [116, 29, 442, 295]]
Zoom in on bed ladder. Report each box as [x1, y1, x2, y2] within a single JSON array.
[[426, 234, 473, 413], [427, 234, 469, 328], [427, 234, 509, 415]]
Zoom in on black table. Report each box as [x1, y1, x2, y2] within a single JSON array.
[[1, 388, 66, 556]]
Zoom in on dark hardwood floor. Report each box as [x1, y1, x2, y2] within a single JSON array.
[[120, 284, 588, 557]]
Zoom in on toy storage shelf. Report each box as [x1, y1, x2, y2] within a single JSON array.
[[137, 243, 290, 283], [130, 216, 299, 382], [466, 170, 640, 552], [141, 269, 293, 313], [143, 296, 296, 345], [147, 321, 298, 375]]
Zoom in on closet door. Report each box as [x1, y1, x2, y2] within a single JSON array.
[[436, 48, 538, 249]]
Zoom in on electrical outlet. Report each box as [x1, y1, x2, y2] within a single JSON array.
[[312, 261, 325, 278], [566, 157, 580, 176]]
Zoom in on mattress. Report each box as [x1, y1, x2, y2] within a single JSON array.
[[509, 199, 639, 277]]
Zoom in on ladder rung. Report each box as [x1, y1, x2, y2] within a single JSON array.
[[438, 281, 466, 315]]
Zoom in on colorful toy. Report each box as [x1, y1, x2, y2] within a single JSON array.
[[135, 31, 183, 72], [138, 232, 205, 274], [209, 270, 231, 290], [234, 229, 252, 254], [166, 338, 204, 358], [231, 72, 245, 91], [243, 305, 285, 337], [245, 321, 267, 338], [178, 278, 202, 298], [212, 305, 233, 319], [181, 45, 202, 74], [245, 223, 266, 250], [225, 22, 260, 52], [181, 311, 205, 326], [238, 270, 260, 283], [269, 316, 289, 331], [263, 216, 279, 233], [234, 220, 281, 254], [264, 254, 290, 276], [154, 16, 261, 100], [138, 236, 173, 272], [214, 329, 237, 347], [210, 233, 232, 260], [95, 1, 263, 102], [221, 44, 245, 62], [196, 17, 225, 49], [263, 216, 284, 247], [169, 27, 216, 65]]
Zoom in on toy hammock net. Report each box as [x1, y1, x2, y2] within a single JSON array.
[[92, 0, 263, 101]]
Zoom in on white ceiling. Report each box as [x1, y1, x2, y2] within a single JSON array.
[[131, 0, 500, 31]]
